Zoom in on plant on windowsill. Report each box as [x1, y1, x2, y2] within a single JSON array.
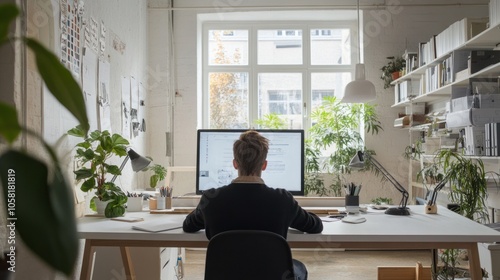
[[68, 125, 130, 218], [381, 56, 406, 89]]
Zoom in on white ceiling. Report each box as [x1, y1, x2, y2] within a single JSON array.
[[148, 0, 489, 10]]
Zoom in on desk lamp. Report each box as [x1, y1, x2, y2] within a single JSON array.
[[110, 149, 151, 183], [425, 173, 450, 214], [349, 151, 410, 215]]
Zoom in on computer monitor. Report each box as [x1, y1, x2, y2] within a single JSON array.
[[196, 129, 304, 195]]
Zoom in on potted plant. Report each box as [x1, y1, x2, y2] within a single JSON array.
[[423, 149, 499, 278], [381, 56, 406, 89], [148, 163, 168, 189], [68, 125, 130, 218]]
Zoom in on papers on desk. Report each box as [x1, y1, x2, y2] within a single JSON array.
[[131, 220, 183, 233], [111, 216, 144, 222]]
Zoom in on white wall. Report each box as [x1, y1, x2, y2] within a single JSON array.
[[160, 0, 488, 201], [7, 1, 150, 279]]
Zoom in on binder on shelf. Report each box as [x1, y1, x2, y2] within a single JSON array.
[[485, 123, 500, 156], [464, 126, 485, 156], [486, 123, 491, 156]]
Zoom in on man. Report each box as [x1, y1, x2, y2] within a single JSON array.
[[183, 130, 323, 279]]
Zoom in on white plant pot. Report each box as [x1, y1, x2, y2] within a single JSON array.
[[94, 199, 110, 215]]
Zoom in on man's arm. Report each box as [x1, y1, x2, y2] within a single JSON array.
[[289, 198, 323, 233], [182, 200, 206, 233]]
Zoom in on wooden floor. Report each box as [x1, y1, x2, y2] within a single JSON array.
[[182, 249, 433, 280]]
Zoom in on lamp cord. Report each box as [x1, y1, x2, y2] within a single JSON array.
[[357, 0, 361, 64]]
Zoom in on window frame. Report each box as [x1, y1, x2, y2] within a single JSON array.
[[201, 20, 358, 133]]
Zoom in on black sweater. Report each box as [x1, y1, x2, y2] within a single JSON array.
[[182, 183, 323, 239]]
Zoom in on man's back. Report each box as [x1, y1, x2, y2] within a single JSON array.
[[183, 181, 323, 239]]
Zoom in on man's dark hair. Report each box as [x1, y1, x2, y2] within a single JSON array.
[[233, 130, 269, 176]]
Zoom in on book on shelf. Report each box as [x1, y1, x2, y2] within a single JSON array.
[[403, 50, 418, 74], [485, 123, 500, 156], [490, 0, 500, 27], [418, 42, 427, 67], [435, 18, 488, 59], [465, 126, 485, 156]]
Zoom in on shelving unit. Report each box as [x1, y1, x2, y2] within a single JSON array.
[[390, 19, 500, 204]]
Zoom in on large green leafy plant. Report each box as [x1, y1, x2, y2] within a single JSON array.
[[306, 96, 382, 196], [255, 97, 382, 196], [0, 4, 88, 276], [68, 126, 129, 218]]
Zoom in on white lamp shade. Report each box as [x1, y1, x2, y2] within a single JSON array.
[[341, 64, 376, 103]]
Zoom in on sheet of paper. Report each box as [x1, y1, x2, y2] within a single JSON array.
[[131, 221, 183, 233]]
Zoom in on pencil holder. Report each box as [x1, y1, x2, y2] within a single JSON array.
[[166, 196, 172, 209], [345, 195, 360, 214], [149, 198, 157, 210], [127, 197, 143, 212], [156, 197, 166, 210]]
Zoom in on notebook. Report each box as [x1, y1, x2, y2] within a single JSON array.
[[131, 220, 183, 233]]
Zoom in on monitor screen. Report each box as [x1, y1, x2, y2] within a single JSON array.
[[196, 129, 304, 195]]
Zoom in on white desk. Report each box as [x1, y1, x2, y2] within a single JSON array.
[[78, 205, 500, 280]]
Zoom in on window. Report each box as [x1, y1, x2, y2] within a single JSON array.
[[202, 22, 355, 131]]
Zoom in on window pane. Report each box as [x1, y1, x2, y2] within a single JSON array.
[[258, 73, 302, 128], [310, 29, 351, 65], [311, 72, 350, 110], [208, 30, 248, 65], [209, 72, 249, 128], [258, 30, 302, 65]]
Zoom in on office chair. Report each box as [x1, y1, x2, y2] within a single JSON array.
[[204, 230, 296, 280]]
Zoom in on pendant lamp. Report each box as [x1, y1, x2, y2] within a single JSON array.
[[341, 0, 376, 103]]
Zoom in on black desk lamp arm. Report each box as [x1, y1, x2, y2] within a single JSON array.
[[427, 173, 450, 206], [369, 156, 409, 208]]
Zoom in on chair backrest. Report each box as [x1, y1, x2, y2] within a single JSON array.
[[204, 230, 296, 280]]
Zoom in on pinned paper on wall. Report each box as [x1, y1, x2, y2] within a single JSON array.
[[99, 20, 107, 58], [98, 59, 111, 132], [60, 0, 84, 77], [130, 76, 140, 138], [82, 48, 98, 131], [121, 76, 131, 139], [138, 82, 146, 132], [83, 17, 99, 53]]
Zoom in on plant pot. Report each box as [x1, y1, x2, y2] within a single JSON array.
[[95, 199, 110, 215], [391, 71, 400, 80]]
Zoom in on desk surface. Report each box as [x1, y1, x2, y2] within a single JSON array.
[[78, 205, 500, 245]]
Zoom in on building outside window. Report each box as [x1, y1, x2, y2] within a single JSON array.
[[202, 22, 355, 131]]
